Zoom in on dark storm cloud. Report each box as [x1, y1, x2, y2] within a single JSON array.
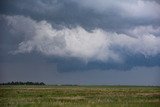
[[0, 18, 160, 71], [150, 0, 160, 4], [0, 0, 160, 72], [1, 0, 160, 32], [1, 64, 160, 86]]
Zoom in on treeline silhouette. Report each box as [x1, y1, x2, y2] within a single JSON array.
[[0, 81, 45, 85]]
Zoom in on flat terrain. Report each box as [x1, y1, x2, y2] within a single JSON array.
[[0, 85, 160, 107]]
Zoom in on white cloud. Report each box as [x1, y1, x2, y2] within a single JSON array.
[[120, 0, 160, 19], [3, 15, 119, 61], [127, 26, 160, 37], [73, 0, 160, 19], [111, 33, 160, 56], [2, 15, 160, 61]]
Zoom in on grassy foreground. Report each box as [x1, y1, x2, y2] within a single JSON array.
[[0, 85, 160, 107]]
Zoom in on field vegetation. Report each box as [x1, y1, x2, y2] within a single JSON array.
[[0, 85, 160, 107]]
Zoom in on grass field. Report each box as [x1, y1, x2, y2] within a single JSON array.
[[0, 85, 160, 107]]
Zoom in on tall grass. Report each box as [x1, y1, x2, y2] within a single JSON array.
[[0, 85, 160, 107]]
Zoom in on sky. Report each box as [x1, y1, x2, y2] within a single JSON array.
[[0, 0, 160, 86]]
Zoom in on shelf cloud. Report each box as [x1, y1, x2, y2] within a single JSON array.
[[1, 15, 160, 62]]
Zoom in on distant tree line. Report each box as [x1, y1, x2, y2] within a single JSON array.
[[0, 81, 45, 85]]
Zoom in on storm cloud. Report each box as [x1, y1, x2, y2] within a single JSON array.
[[0, 0, 160, 85], [1, 14, 160, 62]]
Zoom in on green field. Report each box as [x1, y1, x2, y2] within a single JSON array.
[[0, 85, 160, 107]]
